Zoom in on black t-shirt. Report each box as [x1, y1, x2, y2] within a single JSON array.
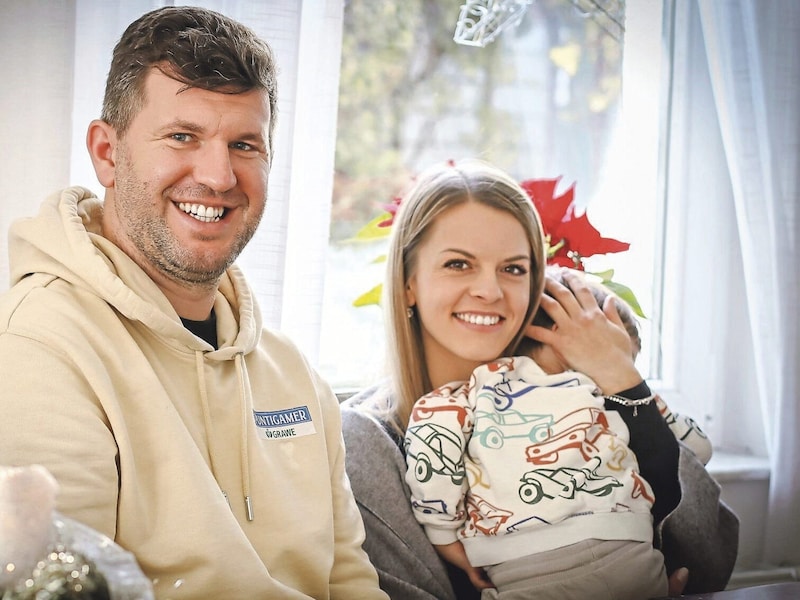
[[180, 309, 218, 349]]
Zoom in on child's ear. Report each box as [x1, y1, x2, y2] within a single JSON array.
[[86, 120, 118, 188]]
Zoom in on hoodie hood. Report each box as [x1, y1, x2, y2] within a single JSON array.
[[8, 187, 261, 355], [8, 187, 263, 522]]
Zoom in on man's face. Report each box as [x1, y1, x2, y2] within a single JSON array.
[[102, 68, 271, 288]]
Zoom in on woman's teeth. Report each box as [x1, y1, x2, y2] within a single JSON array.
[[178, 202, 225, 223], [456, 313, 500, 326]]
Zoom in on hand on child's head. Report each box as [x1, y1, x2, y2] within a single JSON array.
[[525, 268, 642, 391]]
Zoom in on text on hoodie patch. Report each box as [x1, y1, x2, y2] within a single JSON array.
[[253, 406, 316, 440]]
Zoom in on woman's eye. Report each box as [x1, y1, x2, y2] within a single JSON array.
[[505, 264, 528, 275], [443, 259, 469, 270]]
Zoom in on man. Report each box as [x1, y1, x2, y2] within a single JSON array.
[[0, 6, 386, 599]]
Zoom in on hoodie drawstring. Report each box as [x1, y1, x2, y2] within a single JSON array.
[[196, 350, 228, 506], [234, 352, 254, 521], [196, 350, 254, 520]]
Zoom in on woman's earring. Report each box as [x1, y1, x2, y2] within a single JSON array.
[[406, 307, 414, 319]]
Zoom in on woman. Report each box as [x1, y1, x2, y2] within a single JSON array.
[[341, 159, 738, 599]]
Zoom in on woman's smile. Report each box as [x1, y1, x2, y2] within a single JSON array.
[[454, 312, 502, 326]]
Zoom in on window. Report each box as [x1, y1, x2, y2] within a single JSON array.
[[3, 0, 761, 455], [317, 0, 663, 392]]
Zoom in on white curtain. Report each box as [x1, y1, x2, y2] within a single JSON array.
[[698, 0, 800, 566]]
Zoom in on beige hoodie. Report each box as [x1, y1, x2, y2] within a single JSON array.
[[0, 187, 386, 599]]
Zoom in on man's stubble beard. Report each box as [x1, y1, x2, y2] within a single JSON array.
[[112, 147, 263, 290]]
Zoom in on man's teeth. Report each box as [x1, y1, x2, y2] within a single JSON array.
[[456, 313, 500, 326], [178, 203, 225, 222]]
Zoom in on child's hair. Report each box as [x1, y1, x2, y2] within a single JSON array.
[[519, 267, 641, 357]]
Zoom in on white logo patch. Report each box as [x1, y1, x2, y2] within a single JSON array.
[[253, 406, 316, 439]]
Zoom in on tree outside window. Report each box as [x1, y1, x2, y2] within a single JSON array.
[[319, 0, 627, 390]]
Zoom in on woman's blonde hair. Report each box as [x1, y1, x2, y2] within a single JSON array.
[[376, 159, 546, 434]]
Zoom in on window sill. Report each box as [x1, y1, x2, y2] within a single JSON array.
[[707, 451, 770, 483]]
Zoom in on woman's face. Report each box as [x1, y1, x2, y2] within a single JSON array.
[[406, 201, 532, 388]]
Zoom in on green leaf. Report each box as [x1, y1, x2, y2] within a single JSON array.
[[586, 269, 646, 318], [590, 268, 615, 281], [347, 213, 393, 242], [353, 284, 383, 307], [602, 280, 647, 319]]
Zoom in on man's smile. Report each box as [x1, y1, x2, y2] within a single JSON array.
[[178, 202, 226, 223]]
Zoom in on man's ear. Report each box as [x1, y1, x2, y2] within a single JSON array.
[[86, 119, 118, 188]]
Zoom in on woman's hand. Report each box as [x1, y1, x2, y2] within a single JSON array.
[[525, 269, 643, 394], [434, 541, 495, 591]]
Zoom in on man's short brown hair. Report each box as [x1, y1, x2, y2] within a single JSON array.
[[101, 6, 278, 152]]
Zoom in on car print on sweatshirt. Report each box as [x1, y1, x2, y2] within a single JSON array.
[[518, 457, 623, 504], [472, 408, 554, 449], [524, 406, 611, 465], [405, 422, 466, 485]]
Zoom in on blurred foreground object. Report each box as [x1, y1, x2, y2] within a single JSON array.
[[0, 465, 154, 600]]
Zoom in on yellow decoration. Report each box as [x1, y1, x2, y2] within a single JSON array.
[[549, 42, 581, 76]]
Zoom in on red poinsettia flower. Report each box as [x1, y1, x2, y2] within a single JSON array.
[[377, 195, 403, 228], [520, 177, 629, 270], [519, 178, 574, 235], [556, 210, 630, 264]]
